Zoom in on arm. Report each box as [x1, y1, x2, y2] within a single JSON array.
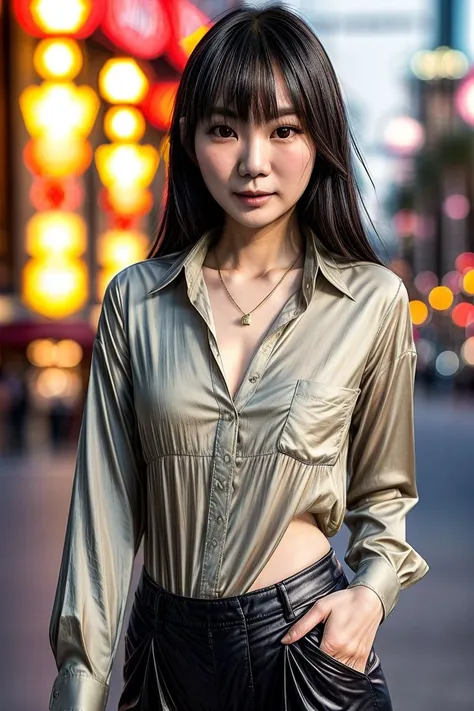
[[344, 278, 429, 622], [48, 273, 146, 711]]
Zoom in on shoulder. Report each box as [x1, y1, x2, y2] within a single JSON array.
[[336, 258, 407, 312], [105, 250, 187, 302]]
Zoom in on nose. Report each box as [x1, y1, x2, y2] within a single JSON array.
[[238, 134, 271, 178]]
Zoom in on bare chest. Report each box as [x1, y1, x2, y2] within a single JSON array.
[[201, 266, 303, 401]]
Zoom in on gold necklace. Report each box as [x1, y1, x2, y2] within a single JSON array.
[[213, 245, 302, 326]]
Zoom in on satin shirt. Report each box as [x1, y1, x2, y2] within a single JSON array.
[[48, 224, 429, 711]]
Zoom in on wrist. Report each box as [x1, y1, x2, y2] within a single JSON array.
[[349, 585, 384, 622]]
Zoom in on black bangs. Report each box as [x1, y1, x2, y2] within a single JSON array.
[[191, 19, 307, 127]]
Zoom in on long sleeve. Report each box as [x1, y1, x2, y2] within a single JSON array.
[[344, 278, 429, 622], [48, 273, 146, 711]]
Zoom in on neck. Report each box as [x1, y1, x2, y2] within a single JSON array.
[[208, 213, 305, 277]]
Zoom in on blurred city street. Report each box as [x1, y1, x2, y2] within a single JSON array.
[[0, 387, 472, 711]]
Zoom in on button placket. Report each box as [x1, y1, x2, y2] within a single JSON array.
[[199, 417, 237, 597]]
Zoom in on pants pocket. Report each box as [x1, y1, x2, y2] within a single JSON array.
[[282, 574, 393, 711]]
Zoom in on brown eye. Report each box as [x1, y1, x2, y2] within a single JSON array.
[[274, 125, 303, 139], [207, 124, 235, 138], [276, 126, 292, 139]]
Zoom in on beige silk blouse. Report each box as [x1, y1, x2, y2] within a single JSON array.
[[48, 224, 429, 711]]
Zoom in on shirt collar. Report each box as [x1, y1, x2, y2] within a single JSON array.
[[147, 224, 356, 302]]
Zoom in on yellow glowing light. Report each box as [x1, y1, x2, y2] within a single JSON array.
[[409, 299, 429, 325], [31, 0, 91, 34], [56, 339, 83, 368], [461, 337, 474, 366], [104, 106, 146, 142], [97, 230, 149, 268], [26, 212, 86, 258], [95, 143, 159, 189], [180, 24, 209, 56], [428, 285, 454, 310], [96, 267, 122, 303], [34, 39, 83, 81], [20, 82, 99, 139], [29, 136, 92, 177], [26, 339, 57, 367], [159, 135, 170, 163], [106, 186, 153, 217], [22, 259, 88, 319], [462, 269, 474, 295], [99, 58, 149, 105]]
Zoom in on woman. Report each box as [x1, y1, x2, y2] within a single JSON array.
[[48, 5, 429, 710]]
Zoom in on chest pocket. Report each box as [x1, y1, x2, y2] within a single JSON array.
[[277, 380, 360, 466]]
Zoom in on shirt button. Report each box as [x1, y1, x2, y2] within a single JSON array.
[[305, 282, 311, 289], [53, 689, 60, 698], [212, 538, 218, 547], [249, 374, 259, 383], [217, 516, 223, 524], [223, 454, 231, 463]]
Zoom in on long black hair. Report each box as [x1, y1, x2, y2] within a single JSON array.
[[147, 3, 385, 266]]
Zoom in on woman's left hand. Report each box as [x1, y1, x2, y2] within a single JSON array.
[[280, 586, 384, 674]]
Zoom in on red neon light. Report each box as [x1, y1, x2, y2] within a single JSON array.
[[140, 81, 178, 131], [101, 0, 171, 59], [163, 0, 210, 71], [13, 0, 105, 38]]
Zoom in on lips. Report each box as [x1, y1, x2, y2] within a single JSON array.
[[235, 192, 274, 197]]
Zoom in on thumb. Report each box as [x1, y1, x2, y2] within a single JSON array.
[[281, 599, 330, 644]]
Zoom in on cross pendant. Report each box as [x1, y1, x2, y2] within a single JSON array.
[[241, 313, 251, 325]]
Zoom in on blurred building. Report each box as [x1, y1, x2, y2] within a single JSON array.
[[389, 0, 474, 388], [0, 0, 241, 451]]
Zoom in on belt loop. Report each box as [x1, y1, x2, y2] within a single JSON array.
[[276, 582, 296, 621], [154, 591, 165, 631]]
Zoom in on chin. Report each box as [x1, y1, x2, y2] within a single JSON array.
[[226, 208, 285, 228]]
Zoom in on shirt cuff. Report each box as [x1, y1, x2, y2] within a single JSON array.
[[49, 672, 109, 711], [346, 556, 401, 622]]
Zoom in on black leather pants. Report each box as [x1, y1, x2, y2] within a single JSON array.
[[118, 548, 393, 710]]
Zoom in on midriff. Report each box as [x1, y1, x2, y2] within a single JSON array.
[[246, 512, 331, 591]]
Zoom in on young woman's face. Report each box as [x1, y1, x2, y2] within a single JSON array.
[[192, 68, 316, 230]]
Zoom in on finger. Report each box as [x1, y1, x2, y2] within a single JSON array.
[[280, 601, 329, 644]]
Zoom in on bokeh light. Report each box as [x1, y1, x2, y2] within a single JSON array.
[[409, 299, 429, 325], [30, 0, 91, 34], [99, 58, 149, 105], [33, 38, 83, 81], [411, 46, 469, 80], [455, 252, 474, 274], [416, 338, 437, 366], [26, 339, 57, 367], [26, 212, 86, 258], [462, 269, 474, 295], [383, 116, 425, 155], [443, 194, 470, 220], [103, 106, 146, 142], [435, 350, 460, 376], [428, 285, 454, 310], [414, 270, 438, 294], [441, 270, 462, 294], [461, 337, 474, 366], [451, 302, 474, 328]]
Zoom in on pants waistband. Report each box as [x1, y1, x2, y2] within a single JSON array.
[[137, 548, 344, 629]]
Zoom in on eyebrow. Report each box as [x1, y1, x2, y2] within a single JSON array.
[[209, 105, 298, 119]]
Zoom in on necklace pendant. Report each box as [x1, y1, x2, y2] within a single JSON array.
[[241, 313, 251, 326]]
